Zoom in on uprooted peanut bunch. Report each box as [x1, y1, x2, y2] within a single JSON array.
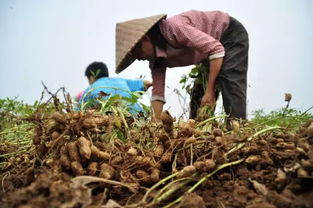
[[1, 97, 313, 208]]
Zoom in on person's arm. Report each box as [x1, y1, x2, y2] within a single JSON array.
[[143, 80, 153, 91], [150, 64, 166, 120], [167, 22, 225, 56], [126, 79, 145, 92], [151, 100, 164, 119], [168, 23, 225, 107], [201, 57, 223, 107]]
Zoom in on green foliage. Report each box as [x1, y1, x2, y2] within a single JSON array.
[[0, 98, 36, 168], [179, 64, 313, 131], [0, 97, 38, 116], [80, 86, 150, 117], [250, 107, 312, 129], [0, 97, 55, 119], [179, 65, 201, 95], [0, 98, 37, 133], [179, 63, 209, 96], [79, 87, 151, 142]]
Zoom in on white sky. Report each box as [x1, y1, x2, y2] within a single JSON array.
[[0, 0, 312, 118]]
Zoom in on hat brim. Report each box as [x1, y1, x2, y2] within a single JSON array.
[[115, 14, 166, 74], [117, 53, 136, 73]]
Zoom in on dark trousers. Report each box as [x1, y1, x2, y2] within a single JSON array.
[[190, 17, 249, 120]]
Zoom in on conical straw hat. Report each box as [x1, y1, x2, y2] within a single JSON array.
[[115, 14, 166, 73]]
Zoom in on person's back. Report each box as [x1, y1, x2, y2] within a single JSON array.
[[81, 76, 144, 113], [79, 61, 151, 114]]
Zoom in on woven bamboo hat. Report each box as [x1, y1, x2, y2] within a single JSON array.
[[115, 14, 166, 73]]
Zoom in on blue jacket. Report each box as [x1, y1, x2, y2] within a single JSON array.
[[80, 77, 144, 113]]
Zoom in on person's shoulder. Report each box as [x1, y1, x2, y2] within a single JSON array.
[[88, 77, 107, 87], [108, 77, 127, 83], [112, 77, 140, 82]]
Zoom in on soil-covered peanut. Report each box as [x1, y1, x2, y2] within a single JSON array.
[[87, 162, 98, 176], [135, 156, 154, 167], [204, 159, 216, 170], [194, 159, 215, 172], [155, 129, 169, 142], [127, 147, 138, 156], [194, 161, 206, 172], [36, 143, 47, 159], [241, 145, 259, 154], [276, 142, 295, 149], [178, 123, 196, 138], [82, 118, 96, 129], [275, 169, 287, 183], [46, 119, 59, 134], [215, 136, 224, 145], [297, 168, 309, 177], [245, 155, 262, 165], [71, 161, 85, 176], [154, 144, 164, 157], [91, 145, 110, 160], [51, 131, 60, 140], [212, 128, 223, 137], [82, 116, 109, 129], [99, 163, 115, 179], [176, 165, 196, 178], [33, 127, 42, 145], [161, 152, 172, 163], [301, 159, 313, 172], [60, 145, 71, 170], [306, 122, 313, 135], [70, 111, 82, 120], [93, 116, 109, 126], [150, 168, 160, 183], [67, 141, 81, 162], [185, 136, 197, 145], [187, 119, 196, 128], [261, 151, 273, 165], [77, 137, 91, 160], [52, 112, 67, 124], [160, 111, 174, 133], [111, 155, 123, 165], [136, 170, 151, 184]]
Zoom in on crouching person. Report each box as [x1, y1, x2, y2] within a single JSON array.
[[79, 61, 152, 115]]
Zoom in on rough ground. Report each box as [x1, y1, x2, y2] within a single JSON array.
[[1, 110, 313, 208]]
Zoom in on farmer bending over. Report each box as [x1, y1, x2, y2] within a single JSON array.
[[115, 10, 249, 123], [80, 62, 152, 114]]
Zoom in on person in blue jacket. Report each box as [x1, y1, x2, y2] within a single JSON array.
[[80, 62, 152, 114]]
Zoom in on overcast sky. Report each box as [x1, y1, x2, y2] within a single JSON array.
[[0, 0, 312, 118]]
